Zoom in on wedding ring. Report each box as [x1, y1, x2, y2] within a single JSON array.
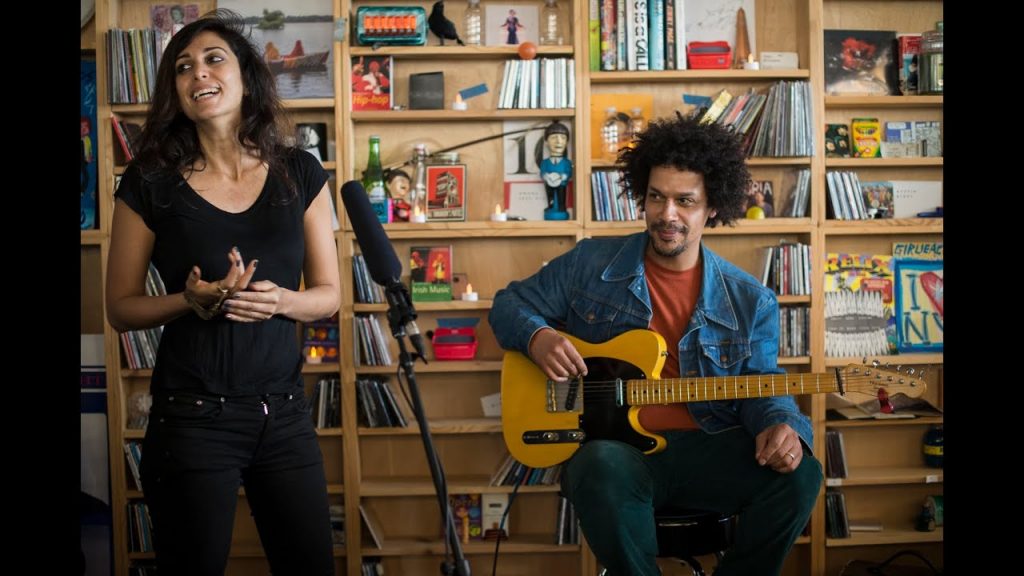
[[786, 452, 796, 461], [216, 284, 230, 295]]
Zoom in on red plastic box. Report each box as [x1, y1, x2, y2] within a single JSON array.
[[687, 41, 732, 70], [432, 326, 478, 360]]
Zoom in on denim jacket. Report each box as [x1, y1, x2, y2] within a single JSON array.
[[489, 232, 813, 447]]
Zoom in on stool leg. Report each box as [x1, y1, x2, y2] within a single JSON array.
[[678, 557, 705, 576]]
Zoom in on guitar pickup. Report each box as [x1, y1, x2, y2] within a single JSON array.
[[546, 379, 582, 413], [521, 429, 585, 445]]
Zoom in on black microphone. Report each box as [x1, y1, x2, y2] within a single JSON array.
[[341, 181, 427, 361]]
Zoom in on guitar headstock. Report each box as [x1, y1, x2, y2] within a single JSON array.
[[839, 363, 928, 398]]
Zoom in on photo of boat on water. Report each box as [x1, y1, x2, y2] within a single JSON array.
[[221, 0, 334, 99]]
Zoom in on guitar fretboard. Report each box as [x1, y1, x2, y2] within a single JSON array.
[[626, 373, 841, 405]]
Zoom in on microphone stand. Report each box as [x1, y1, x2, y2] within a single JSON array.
[[383, 280, 471, 576]]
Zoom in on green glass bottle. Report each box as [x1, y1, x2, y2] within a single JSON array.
[[361, 135, 389, 222]]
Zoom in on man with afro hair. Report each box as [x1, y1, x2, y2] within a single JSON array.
[[490, 113, 821, 575]]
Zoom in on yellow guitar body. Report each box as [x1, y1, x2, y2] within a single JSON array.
[[501, 329, 925, 469], [501, 329, 668, 468]]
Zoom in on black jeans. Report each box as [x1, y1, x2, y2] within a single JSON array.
[[140, 390, 334, 576]]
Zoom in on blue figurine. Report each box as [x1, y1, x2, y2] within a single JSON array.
[[540, 121, 571, 220]]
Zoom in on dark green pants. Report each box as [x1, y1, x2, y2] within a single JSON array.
[[561, 428, 822, 576]]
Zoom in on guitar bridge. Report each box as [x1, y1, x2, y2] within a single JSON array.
[[546, 379, 582, 413]]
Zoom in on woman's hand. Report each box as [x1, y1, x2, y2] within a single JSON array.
[[222, 280, 284, 322], [184, 247, 258, 308]]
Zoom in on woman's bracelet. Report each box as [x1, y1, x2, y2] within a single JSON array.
[[183, 289, 226, 320]]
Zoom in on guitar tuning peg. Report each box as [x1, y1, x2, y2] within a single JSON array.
[[907, 367, 916, 375], [918, 369, 926, 379], [894, 364, 903, 372], [862, 356, 868, 364]]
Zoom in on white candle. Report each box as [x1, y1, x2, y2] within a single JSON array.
[[743, 54, 760, 70], [411, 206, 427, 223], [452, 94, 468, 111], [306, 348, 323, 364], [461, 283, 479, 301], [490, 203, 507, 222]]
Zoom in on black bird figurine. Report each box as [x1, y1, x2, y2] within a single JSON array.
[[428, 1, 465, 46]]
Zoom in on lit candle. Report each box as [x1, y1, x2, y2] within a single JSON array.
[[306, 347, 323, 364], [490, 203, 507, 222], [743, 53, 760, 70], [461, 283, 479, 301], [452, 93, 468, 111], [410, 205, 427, 223]]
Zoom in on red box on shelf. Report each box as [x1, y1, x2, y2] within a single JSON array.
[[432, 318, 479, 361], [687, 41, 732, 69]]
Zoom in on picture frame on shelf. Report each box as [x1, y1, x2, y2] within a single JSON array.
[[485, 4, 539, 46], [425, 164, 466, 222], [295, 122, 328, 161], [220, 0, 335, 99], [894, 259, 943, 353]]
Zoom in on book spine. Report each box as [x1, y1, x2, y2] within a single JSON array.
[[647, 0, 665, 71]]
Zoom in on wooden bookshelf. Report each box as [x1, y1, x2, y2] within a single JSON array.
[[85, 1, 943, 575]]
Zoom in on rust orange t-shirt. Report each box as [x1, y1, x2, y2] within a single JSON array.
[[637, 253, 702, 431]]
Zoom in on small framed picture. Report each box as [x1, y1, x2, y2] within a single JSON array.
[[426, 164, 467, 222], [295, 122, 328, 161]]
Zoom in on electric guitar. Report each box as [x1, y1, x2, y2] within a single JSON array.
[[501, 329, 927, 468]]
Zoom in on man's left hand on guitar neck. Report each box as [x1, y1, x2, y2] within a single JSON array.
[[755, 423, 803, 474]]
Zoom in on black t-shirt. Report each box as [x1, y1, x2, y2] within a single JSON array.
[[115, 149, 329, 396]]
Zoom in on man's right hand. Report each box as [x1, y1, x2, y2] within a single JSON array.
[[527, 328, 588, 382]]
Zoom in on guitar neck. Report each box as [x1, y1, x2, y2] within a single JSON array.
[[626, 372, 841, 405]]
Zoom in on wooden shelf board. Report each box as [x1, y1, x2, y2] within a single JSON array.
[[111, 103, 149, 114], [316, 427, 344, 437], [777, 295, 811, 305], [224, 543, 346, 558], [827, 527, 943, 547], [361, 477, 561, 497], [825, 96, 943, 108], [303, 362, 341, 374], [361, 535, 578, 556], [778, 356, 811, 366], [586, 219, 811, 234], [591, 69, 810, 83], [825, 157, 942, 168], [354, 300, 493, 313], [356, 221, 582, 238], [119, 368, 153, 378], [350, 46, 573, 59], [359, 417, 501, 436], [823, 219, 942, 235], [704, 219, 814, 234], [827, 416, 943, 428], [824, 466, 942, 487], [281, 98, 335, 110], [825, 354, 942, 367], [591, 157, 811, 168], [355, 360, 503, 374], [81, 230, 105, 245], [353, 109, 574, 122]]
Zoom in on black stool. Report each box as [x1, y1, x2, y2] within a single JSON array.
[[599, 507, 738, 576]]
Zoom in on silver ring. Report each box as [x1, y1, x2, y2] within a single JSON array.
[[786, 452, 796, 461]]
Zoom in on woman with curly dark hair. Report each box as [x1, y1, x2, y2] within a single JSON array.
[[106, 10, 338, 575], [491, 113, 821, 576]]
